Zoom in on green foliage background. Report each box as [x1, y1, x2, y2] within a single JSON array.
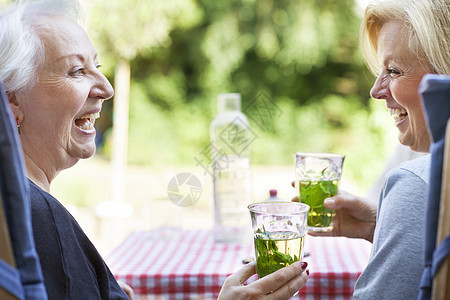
[[81, 0, 396, 192]]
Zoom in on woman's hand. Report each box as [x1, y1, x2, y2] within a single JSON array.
[[118, 280, 134, 300], [309, 190, 377, 242], [291, 182, 377, 242], [218, 260, 309, 300]]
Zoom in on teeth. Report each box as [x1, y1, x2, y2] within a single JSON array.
[[80, 122, 94, 130], [77, 112, 100, 130], [79, 112, 100, 120], [389, 108, 407, 122]]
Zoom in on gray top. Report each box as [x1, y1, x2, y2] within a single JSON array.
[[354, 155, 431, 300]]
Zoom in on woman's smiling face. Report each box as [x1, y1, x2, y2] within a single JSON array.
[[370, 21, 434, 152], [14, 15, 113, 171]]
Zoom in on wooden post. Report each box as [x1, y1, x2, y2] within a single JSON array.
[[0, 193, 19, 300], [432, 119, 450, 300], [111, 58, 130, 203]]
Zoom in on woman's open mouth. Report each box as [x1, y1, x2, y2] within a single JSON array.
[[75, 112, 100, 131], [389, 108, 407, 123]]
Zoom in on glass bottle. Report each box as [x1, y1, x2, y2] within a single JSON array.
[[210, 93, 253, 243]]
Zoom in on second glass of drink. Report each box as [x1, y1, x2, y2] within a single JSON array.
[[294, 152, 345, 232]]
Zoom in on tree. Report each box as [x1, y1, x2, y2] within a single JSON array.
[[82, 0, 202, 202], [85, 0, 391, 191]]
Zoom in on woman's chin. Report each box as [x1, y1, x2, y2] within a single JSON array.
[[397, 133, 412, 149], [81, 144, 96, 159], [397, 136, 430, 153], [70, 129, 98, 159], [70, 141, 96, 160]]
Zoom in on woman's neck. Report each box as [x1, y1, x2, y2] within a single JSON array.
[[24, 154, 53, 192]]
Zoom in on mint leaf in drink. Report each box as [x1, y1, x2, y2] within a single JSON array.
[[321, 167, 328, 178], [254, 230, 304, 278], [320, 180, 338, 195], [273, 251, 286, 264], [299, 181, 325, 207], [299, 180, 339, 227]]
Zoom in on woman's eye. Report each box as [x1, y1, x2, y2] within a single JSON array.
[[387, 68, 401, 76], [69, 68, 85, 76]]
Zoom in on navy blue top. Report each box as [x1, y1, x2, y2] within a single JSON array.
[[29, 179, 128, 299]]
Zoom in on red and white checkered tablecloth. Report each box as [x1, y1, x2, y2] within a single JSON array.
[[106, 230, 371, 300]]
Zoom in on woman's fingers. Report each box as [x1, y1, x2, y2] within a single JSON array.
[[117, 280, 134, 300], [254, 261, 307, 295], [225, 261, 257, 286], [218, 260, 308, 300], [266, 271, 309, 299]]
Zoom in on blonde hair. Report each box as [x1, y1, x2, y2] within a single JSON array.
[[360, 0, 450, 76], [0, 0, 83, 94]]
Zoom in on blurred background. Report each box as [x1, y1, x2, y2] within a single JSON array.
[[2, 0, 402, 255]]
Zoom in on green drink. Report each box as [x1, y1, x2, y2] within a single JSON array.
[[295, 152, 345, 232], [254, 231, 305, 278], [299, 180, 339, 229], [248, 202, 309, 279]]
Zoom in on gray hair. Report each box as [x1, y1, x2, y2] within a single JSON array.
[[0, 0, 84, 94], [361, 0, 450, 76]]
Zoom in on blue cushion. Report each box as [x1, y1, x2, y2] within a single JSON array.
[[417, 74, 450, 299], [0, 81, 47, 299]]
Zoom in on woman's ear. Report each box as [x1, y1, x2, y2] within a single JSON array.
[[7, 92, 23, 122]]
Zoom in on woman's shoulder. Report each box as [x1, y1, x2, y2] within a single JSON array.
[[28, 178, 76, 240], [28, 179, 57, 202], [386, 154, 431, 184], [28, 179, 72, 215], [380, 155, 431, 204]]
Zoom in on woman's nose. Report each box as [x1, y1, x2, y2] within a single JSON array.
[[370, 74, 389, 100], [91, 72, 114, 101]]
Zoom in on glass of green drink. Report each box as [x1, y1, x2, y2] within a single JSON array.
[[294, 152, 345, 232], [248, 201, 309, 279]]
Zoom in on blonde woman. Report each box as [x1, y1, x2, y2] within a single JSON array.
[[309, 0, 450, 298]]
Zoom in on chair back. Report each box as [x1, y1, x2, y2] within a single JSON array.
[[0, 192, 18, 299], [418, 74, 450, 300], [0, 81, 47, 299]]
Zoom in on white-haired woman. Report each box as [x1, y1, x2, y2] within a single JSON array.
[[0, 1, 308, 299]]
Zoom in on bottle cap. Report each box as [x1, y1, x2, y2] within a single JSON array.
[[218, 93, 241, 114]]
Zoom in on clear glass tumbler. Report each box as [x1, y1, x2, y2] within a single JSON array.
[[248, 201, 309, 278], [294, 152, 345, 232]]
